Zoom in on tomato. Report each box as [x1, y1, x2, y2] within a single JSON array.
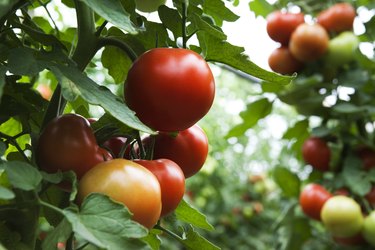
[[289, 23, 329, 62], [142, 124, 208, 178], [36, 114, 108, 179], [365, 186, 375, 207], [78, 159, 162, 229], [36, 84, 52, 101], [268, 47, 304, 75], [362, 211, 375, 247], [302, 137, 331, 171], [356, 147, 375, 170], [333, 233, 365, 246], [317, 3, 356, 33], [135, 159, 185, 216], [102, 136, 132, 159], [134, 0, 166, 13], [124, 48, 215, 132], [321, 196, 364, 238], [299, 184, 332, 220], [325, 31, 359, 67], [266, 11, 305, 45]]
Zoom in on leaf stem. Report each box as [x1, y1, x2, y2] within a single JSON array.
[[154, 224, 184, 242], [37, 0, 60, 37], [95, 20, 108, 37], [0, 131, 30, 163], [39, 198, 65, 215]]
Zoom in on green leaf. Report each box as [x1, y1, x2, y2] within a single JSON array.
[[101, 46, 131, 84], [180, 225, 220, 250], [282, 119, 309, 156], [0, 186, 14, 200], [0, 65, 6, 102], [7, 47, 45, 76], [64, 193, 148, 250], [342, 155, 371, 196], [142, 229, 161, 250], [249, 0, 273, 18], [40, 171, 63, 185], [273, 167, 301, 198], [158, 6, 182, 39], [188, 13, 226, 40], [2, 161, 42, 191], [42, 218, 72, 250], [202, 0, 239, 25], [175, 199, 214, 231], [81, 0, 139, 34], [333, 103, 365, 114]]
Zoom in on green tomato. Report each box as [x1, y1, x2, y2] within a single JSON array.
[[321, 196, 364, 238], [325, 31, 359, 67], [135, 0, 166, 13], [362, 211, 375, 247]]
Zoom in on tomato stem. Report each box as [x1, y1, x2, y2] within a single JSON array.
[[154, 224, 184, 242], [97, 36, 138, 62], [181, 0, 188, 48]]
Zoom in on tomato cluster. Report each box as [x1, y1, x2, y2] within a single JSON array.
[[266, 3, 358, 75]]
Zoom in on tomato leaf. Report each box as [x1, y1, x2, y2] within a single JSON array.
[[1, 161, 42, 191], [101, 46, 131, 84], [202, 0, 239, 25], [0, 186, 14, 200], [249, 0, 273, 18], [342, 155, 372, 196], [158, 6, 182, 39], [273, 167, 301, 198], [175, 199, 214, 231], [282, 119, 309, 157], [7, 47, 45, 76], [142, 229, 162, 250], [63, 193, 149, 250], [42, 218, 72, 250], [179, 225, 220, 250]]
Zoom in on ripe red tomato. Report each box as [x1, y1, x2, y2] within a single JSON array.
[[78, 159, 162, 229], [102, 136, 132, 159], [268, 47, 304, 75], [266, 11, 305, 45], [317, 3, 356, 33], [299, 184, 332, 220], [302, 137, 331, 171], [124, 48, 215, 132], [36, 114, 108, 179], [289, 23, 329, 62], [142, 125, 208, 178], [356, 147, 375, 170], [135, 159, 185, 216]]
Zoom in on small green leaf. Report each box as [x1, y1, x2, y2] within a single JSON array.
[[2, 161, 42, 191], [102, 46, 131, 84], [0, 186, 14, 200], [7, 47, 45, 76], [142, 229, 161, 250], [40, 171, 63, 185], [342, 155, 371, 196], [159, 6, 182, 38], [249, 0, 273, 18], [42, 218, 72, 250], [202, 0, 239, 25], [273, 167, 301, 198], [180, 225, 220, 250], [175, 199, 214, 231]]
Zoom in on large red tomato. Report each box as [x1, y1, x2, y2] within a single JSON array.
[[266, 11, 305, 45], [124, 48, 215, 132], [317, 3, 356, 33], [36, 114, 110, 179], [78, 159, 162, 229], [135, 159, 185, 216], [142, 125, 208, 178], [268, 46, 304, 75], [299, 183, 332, 220], [302, 137, 331, 171]]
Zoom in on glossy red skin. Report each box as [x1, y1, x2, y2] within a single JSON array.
[[102, 136, 132, 159], [302, 137, 331, 171], [289, 23, 329, 62], [365, 186, 375, 207], [317, 3, 356, 33], [135, 159, 185, 216], [266, 11, 305, 45], [124, 48, 215, 132], [36, 114, 106, 179], [268, 47, 304, 75], [357, 147, 375, 170], [299, 184, 332, 220], [143, 125, 208, 178]]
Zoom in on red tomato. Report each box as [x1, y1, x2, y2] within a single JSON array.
[[142, 125, 208, 178], [36, 114, 107, 179], [356, 147, 375, 170], [365, 186, 375, 207], [299, 183, 332, 220], [268, 47, 304, 75], [266, 11, 305, 45], [333, 233, 365, 246], [78, 159, 162, 229], [124, 48, 215, 132], [317, 3, 356, 33], [302, 137, 331, 171], [135, 159, 185, 216], [102, 136, 132, 159], [289, 23, 329, 62]]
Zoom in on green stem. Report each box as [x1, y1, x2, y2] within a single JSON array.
[[181, 0, 188, 48], [154, 224, 184, 242], [0, 132, 30, 163], [37, 0, 60, 37], [97, 36, 138, 62], [39, 199, 65, 215], [95, 20, 108, 36]]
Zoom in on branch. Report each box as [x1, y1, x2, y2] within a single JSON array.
[[97, 36, 138, 62]]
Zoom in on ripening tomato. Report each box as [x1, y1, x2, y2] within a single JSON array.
[[134, 0, 166, 13], [266, 11, 305, 45], [362, 211, 375, 247], [325, 31, 359, 67], [317, 3, 356, 33], [142, 125, 209, 178], [135, 159, 185, 216], [78, 159, 162, 229], [124, 48, 215, 132], [36, 114, 109, 179], [289, 23, 329, 62], [302, 137, 331, 171], [356, 147, 375, 170], [299, 184, 332, 220], [268, 47, 304, 75]]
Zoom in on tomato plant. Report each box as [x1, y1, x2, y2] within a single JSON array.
[[299, 184, 332, 220], [124, 48, 216, 132], [134, 0, 166, 13], [302, 137, 331, 172], [268, 46, 304, 75], [317, 3, 356, 33]]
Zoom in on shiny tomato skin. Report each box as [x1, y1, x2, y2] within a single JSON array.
[[268, 47, 304, 75], [135, 159, 185, 216], [78, 159, 162, 229], [317, 3, 356, 33], [36, 114, 105, 179], [143, 125, 208, 178], [124, 48, 215, 132], [266, 11, 305, 45], [102, 136, 132, 159], [289, 23, 329, 62], [299, 184, 332, 220], [302, 137, 331, 171]]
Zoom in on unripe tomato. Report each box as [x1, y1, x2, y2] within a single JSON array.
[[266, 11, 305, 45], [142, 125, 208, 178], [289, 23, 329, 62], [135, 159, 185, 216], [36, 114, 108, 179], [317, 3, 356, 33], [325, 31, 359, 67], [78, 159, 162, 229], [299, 184, 332, 220], [302, 137, 331, 172], [362, 211, 375, 247], [124, 48, 215, 132], [268, 47, 304, 75], [321, 196, 364, 238], [134, 0, 166, 13]]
